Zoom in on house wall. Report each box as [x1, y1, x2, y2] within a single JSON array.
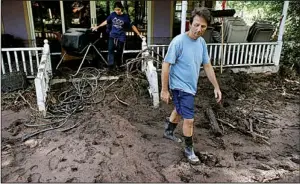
[[2, 1, 29, 41], [150, 0, 216, 45], [152, 1, 173, 45]]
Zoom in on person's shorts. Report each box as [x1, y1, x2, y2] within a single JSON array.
[[171, 89, 195, 119]]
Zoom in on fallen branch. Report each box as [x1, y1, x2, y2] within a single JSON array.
[[114, 93, 129, 106], [284, 78, 300, 84], [237, 127, 270, 141], [249, 119, 254, 132], [50, 76, 121, 85], [18, 92, 38, 112], [205, 107, 223, 136], [217, 118, 270, 144], [261, 139, 271, 146], [250, 116, 278, 128], [217, 118, 236, 128], [249, 131, 270, 140], [261, 174, 281, 183]]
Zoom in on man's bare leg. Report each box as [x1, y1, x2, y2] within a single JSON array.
[[170, 109, 181, 123], [163, 109, 182, 142], [183, 119, 200, 164]]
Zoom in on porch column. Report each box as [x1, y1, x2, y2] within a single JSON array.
[[147, 1, 153, 45], [273, 1, 289, 66], [60, 1, 65, 34], [277, 1, 289, 42], [26, 1, 36, 47], [181, 1, 188, 34]]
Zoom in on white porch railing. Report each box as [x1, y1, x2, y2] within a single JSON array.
[[35, 32, 58, 39], [141, 38, 159, 108], [34, 40, 52, 115], [1, 47, 43, 78], [148, 42, 279, 69], [126, 31, 147, 36], [1, 40, 52, 115]]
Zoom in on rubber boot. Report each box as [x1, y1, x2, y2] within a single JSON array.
[[184, 136, 200, 165], [163, 118, 182, 143]]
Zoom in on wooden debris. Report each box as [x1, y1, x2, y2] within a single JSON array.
[[51, 76, 121, 85], [18, 92, 38, 112], [216, 118, 270, 145], [114, 93, 129, 106], [217, 118, 236, 129], [205, 107, 223, 136]]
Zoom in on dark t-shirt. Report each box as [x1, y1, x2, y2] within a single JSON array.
[[106, 12, 132, 42]]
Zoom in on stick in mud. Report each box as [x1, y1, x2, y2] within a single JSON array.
[[114, 93, 129, 106], [205, 107, 223, 137], [217, 118, 270, 145]]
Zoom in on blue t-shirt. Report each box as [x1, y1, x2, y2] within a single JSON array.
[[106, 12, 132, 42], [164, 33, 210, 95]]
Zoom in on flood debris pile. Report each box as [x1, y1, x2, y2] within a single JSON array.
[[1, 86, 37, 112], [201, 69, 300, 145]]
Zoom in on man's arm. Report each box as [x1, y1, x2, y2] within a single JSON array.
[[161, 62, 171, 104], [203, 63, 219, 89], [203, 63, 222, 103], [160, 38, 178, 104], [161, 62, 171, 92]]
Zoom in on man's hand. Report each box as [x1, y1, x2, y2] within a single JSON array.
[[214, 88, 222, 103], [161, 90, 171, 104]]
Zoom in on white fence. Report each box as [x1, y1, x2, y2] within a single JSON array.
[[1, 40, 52, 116], [34, 40, 52, 115], [141, 38, 159, 108], [148, 42, 279, 69], [1, 47, 44, 78], [126, 31, 147, 36], [35, 32, 58, 39]]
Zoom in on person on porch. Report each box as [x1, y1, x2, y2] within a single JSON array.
[[160, 7, 222, 165], [91, 2, 145, 71]]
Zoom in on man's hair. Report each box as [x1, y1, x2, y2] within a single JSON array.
[[189, 7, 211, 25], [114, 2, 124, 10]]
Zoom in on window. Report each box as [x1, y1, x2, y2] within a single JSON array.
[[31, 1, 62, 48], [63, 1, 91, 30]]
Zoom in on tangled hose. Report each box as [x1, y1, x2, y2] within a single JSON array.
[[22, 67, 106, 141], [22, 47, 165, 141]]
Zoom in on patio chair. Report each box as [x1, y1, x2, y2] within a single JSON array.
[[202, 27, 214, 43], [247, 21, 275, 42]]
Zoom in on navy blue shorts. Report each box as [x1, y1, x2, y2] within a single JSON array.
[[171, 89, 195, 119]]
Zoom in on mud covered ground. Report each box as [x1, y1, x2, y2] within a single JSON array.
[[1, 68, 300, 183]]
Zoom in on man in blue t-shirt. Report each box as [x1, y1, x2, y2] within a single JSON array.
[[161, 7, 222, 165], [91, 2, 144, 70]]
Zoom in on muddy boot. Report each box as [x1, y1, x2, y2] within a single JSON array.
[[163, 118, 182, 143], [184, 136, 200, 165]]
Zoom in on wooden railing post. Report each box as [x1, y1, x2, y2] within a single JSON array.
[[141, 37, 160, 108], [34, 39, 52, 116]]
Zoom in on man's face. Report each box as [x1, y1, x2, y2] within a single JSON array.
[[189, 15, 208, 39], [114, 8, 122, 15]]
